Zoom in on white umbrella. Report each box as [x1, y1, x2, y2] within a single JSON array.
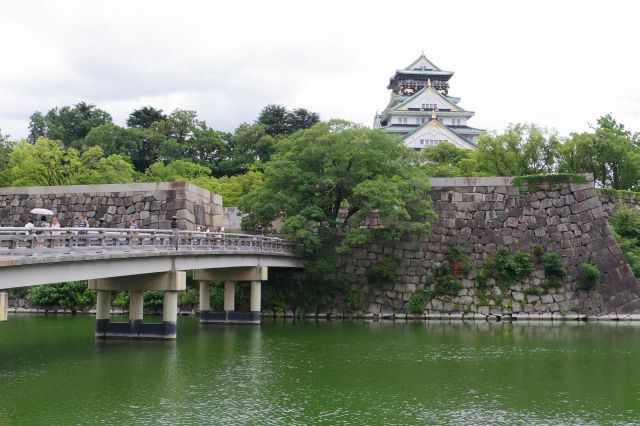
[[30, 208, 54, 216]]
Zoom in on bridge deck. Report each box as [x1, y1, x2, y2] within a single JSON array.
[[0, 228, 303, 288]]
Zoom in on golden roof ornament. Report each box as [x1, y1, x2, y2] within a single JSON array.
[[431, 109, 437, 119], [427, 78, 432, 87]]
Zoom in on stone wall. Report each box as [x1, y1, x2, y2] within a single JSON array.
[[336, 175, 640, 318], [223, 207, 244, 231], [0, 182, 223, 230], [598, 191, 640, 217]]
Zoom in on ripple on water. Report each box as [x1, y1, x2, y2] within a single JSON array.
[[1, 317, 640, 425]]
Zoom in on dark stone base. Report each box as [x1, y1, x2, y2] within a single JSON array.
[[96, 319, 176, 340], [200, 310, 261, 324]]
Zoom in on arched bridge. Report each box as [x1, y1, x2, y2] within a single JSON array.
[[0, 228, 303, 339]]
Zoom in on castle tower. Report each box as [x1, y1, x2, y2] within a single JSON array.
[[373, 52, 484, 151]]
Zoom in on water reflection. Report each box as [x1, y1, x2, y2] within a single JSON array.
[[1, 316, 640, 425]]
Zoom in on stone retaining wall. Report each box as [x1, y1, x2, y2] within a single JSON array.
[[598, 192, 640, 217], [336, 176, 640, 318], [0, 182, 223, 230]]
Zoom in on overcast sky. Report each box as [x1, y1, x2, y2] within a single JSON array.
[[1, 0, 638, 140]]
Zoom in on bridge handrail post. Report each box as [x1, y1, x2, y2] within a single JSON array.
[[171, 216, 178, 251]]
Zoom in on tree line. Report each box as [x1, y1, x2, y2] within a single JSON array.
[[421, 116, 640, 191], [0, 103, 319, 205]]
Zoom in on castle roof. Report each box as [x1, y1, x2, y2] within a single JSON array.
[[395, 53, 454, 77], [391, 83, 467, 112]]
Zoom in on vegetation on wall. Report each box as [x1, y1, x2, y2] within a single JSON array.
[[597, 188, 640, 203], [511, 173, 588, 193], [541, 252, 567, 288], [609, 206, 640, 278], [477, 249, 534, 290], [367, 257, 399, 286], [577, 263, 601, 291]]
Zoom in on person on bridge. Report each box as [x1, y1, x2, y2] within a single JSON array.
[[50, 217, 61, 247], [129, 220, 139, 230], [39, 216, 49, 228], [75, 215, 89, 228]]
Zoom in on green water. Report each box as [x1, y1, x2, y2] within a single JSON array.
[[1, 316, 639, 425]]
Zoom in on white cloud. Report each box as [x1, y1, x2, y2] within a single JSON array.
[[0, 0, 639, 139]]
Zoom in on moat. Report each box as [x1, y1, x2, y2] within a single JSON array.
[[1, 315, 639, 425]]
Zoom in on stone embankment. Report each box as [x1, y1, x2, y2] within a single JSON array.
[[0, 182, 222, 230], [335, 175, 639, 319]]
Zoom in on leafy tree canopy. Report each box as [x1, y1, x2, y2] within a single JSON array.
[[257, 104, 320, 136], [472, 123, 561, 176], [126, 106, 166, 129], [4, 138, 135, 186], [558, 114, 640, 190], [28, 102, 113, 147], [240, 120, 432, 246], [238, 120, 432, 306], [420, 142, 478, 177], [143, 159, 212, 182]]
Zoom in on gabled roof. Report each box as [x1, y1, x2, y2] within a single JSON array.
[[391, 83, 467, 112], [396, 52, 454, 76], [403, 119, 477, 149], [405, 53, 441, 71]]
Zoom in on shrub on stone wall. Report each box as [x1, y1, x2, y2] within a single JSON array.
[[343, 292, 363, 313], [577, 263, 601, 291], [477, 249, 533, 290], [609, 206, 640, 278], [511, 173, 588, 193], [367, 257, 398, 286], [408, 292, 426, 313], [426, 269, 463, 297], [542, 252, 566, 288]]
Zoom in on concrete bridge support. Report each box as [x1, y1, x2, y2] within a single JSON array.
[[195, 267, 266, 324], [0, 292, 7, 322], [89, 271, 185, 339]]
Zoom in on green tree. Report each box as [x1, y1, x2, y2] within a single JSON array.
[[472, 123, 560, 176], [558, 115, 640, 190], [0, 129, 14, 186], [420, 142, 478, 176], [4, 138, 135, 186], [257, 104, 320, 136], [239, 121, 432, 307], [126, 106, 166, 129], [150, 109, 233, 175], [193, 170, 264, 206], [28, 102, 113, 147], [224, 123, 276, 174], [143, 159, 212, 182], [73, 153, 137, 184]]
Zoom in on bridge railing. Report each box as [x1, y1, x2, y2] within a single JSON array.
[[0, 228, 295, 256]]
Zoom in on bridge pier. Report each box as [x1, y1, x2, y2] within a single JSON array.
[[95, 290, 111, 334], [195, 267, 266, 325], [0, 292, 7, 322], [89, 271, 185, 340]]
